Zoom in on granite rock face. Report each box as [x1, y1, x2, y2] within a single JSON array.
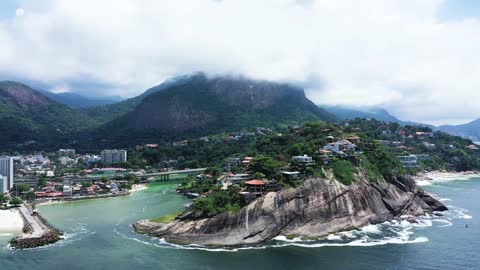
[[134, 175, 447, 247]]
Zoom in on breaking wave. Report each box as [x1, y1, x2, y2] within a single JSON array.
[[115, 199, 473, 253], [416, 174, 480, 187]]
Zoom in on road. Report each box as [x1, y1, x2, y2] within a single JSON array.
[[18, 205, 45, 238]]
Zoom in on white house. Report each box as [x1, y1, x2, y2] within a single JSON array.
[[323, 140, 357, 153], [292, 155, 314, 165]]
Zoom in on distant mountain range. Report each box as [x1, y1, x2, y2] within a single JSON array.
[[2, 74, 480, 151], [437, 119, 480, 142], [323, 105, 480, 142], [322, 105, 433, 127], [0, 74, 336, 150], [38, 90, 123, 108]]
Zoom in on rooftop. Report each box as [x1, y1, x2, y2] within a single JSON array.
[[245, 180, 266, 185]]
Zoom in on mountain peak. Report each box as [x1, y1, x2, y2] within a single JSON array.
[[0, 81, 51, 109], [108, 74, 335, 134]]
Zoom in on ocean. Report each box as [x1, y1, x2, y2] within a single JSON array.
[[0, 177, 479, 270]]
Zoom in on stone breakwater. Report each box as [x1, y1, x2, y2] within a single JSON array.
[[134, 175, 447, 247], [9, 204, 63, 249], [10, 229, 62, 249]]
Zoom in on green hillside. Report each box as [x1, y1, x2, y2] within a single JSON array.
[[0, 81, 98, 147]]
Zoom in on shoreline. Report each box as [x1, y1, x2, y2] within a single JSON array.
[[0, 208, 24, 236], [34, 184, 149, 207], [413, 170, 480, 186], [9, 203, 63, 249], [133, 176, 448, 247]]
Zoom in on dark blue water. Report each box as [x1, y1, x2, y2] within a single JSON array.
[[1, 178, 479, 270]]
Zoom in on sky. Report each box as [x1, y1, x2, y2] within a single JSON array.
[[1, 0, 480, 126]]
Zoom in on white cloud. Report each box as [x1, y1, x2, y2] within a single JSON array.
[[15, 8, 25, 17], [0, 0, 480, 124]]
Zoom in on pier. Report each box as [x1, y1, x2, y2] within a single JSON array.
[[10, 203, 62, 249]]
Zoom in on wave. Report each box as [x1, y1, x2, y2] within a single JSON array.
[[416, 174, 480, 187], [113, 216, 440, 253]]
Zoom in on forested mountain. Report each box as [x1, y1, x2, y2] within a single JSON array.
[[0, 81, 98, 145], [102, 74, 336, 136]]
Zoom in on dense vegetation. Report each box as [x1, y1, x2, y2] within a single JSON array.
[[133, 119, 480, 218], [0, 81, 100, 149]]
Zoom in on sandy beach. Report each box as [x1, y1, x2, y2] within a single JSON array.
[[130, 184, 148, 193], [414, 170, 480, 186], [0, 209, 24, 236]]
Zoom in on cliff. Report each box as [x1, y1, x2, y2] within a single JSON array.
[[106, 74, 336, 134], [134, 175, 446, 247]]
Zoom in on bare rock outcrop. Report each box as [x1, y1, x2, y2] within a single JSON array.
[[134, 175, 446, 247]]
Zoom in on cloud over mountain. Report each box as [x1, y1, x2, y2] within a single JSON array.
[[1, 0, 480, 124]]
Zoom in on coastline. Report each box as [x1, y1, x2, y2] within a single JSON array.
[[130, 184, 148, 193], [34, 184, 149, 207], [9, 204, 63, 249], [0, 209, 24, 236], [134, 176, 447, 247], [413, 170, 480, 186]]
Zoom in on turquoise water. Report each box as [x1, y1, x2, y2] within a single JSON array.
[[1, 179, 479, 270]]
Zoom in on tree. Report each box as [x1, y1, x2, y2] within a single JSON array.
[[39, 177, 48, 188], [26, 191, 36, 200], [82, 182, 92, 188], [126, 174, 139, 183], [253, 172, 266, 179], [0, 194, 7, 204], [15, 184, 31, 194], [250, 155, 282, 178], [205, 167, 222, 177], [10, 197, 23, 207]]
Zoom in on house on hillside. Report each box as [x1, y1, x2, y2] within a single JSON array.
[[423, 142, 436, 149], [173, 140, 188, 146], [292, 155, 314, 165], [346, 136, 360, 142], [323, 140, 357, 154], [281, 171, 300, 181], [414, 132, 433, 140], [467, 145, 479, 150], [242, 157, 253, 165]]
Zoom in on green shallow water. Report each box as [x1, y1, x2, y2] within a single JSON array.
[[1, 179, 480, 270]]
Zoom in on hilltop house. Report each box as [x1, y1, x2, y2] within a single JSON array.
[[423, 142, 436, 149], [414, 132, 433, 140], [281, 171, 300, 181], [292, 155, 314, 165], [323, 140, 357, 154], [467, 145, 479, 150]]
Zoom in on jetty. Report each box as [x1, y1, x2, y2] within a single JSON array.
[[10, 203, 62, 249]]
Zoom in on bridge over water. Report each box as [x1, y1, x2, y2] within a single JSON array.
[[14, 168, 207, 186]]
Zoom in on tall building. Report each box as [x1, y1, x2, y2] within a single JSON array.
[[0, 157, 14, 192], [0, 175, 5, 194], [58, 149, 76, 158], [101, 150, 127, 164]]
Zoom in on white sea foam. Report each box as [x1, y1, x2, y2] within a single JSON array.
[[116, 218, 436, 252], [433, 219, 453, 227], [416, 172, 480, 186]]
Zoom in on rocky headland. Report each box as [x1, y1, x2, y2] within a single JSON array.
[[134, 175, 447, 247]]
